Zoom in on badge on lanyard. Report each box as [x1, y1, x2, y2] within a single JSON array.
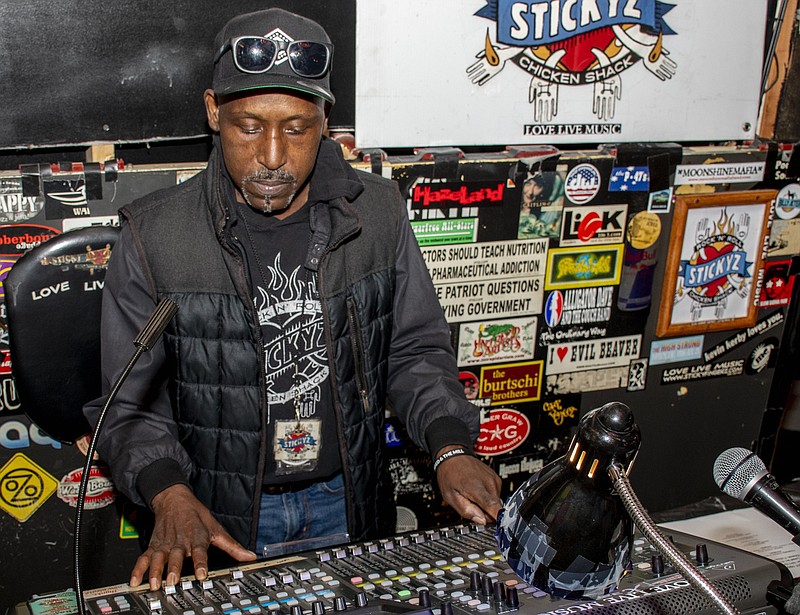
[[273, 418, 322, 474]]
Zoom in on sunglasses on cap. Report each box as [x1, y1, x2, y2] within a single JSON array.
[[214, 36, 332, 79]]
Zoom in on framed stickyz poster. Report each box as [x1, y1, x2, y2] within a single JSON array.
[[656, 191, 775, 337]]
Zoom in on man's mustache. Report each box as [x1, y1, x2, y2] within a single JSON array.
[[242, 169, 297, 184]]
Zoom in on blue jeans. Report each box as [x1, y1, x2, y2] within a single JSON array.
[[256, 473, 349, 558]]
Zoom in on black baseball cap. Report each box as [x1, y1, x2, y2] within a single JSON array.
[[212, 8, 335, 103]]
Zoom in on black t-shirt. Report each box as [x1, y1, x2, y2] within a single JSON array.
[[233, 200, 342, 485]]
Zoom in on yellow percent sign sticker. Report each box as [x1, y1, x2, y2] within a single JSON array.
[[0, 453, 59, 522]]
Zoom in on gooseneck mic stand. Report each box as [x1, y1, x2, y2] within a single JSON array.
[[73, 298, 179, 615]]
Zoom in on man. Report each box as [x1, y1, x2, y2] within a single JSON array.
[[84, 7, 502, 591]]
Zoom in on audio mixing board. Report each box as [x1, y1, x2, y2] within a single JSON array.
[[20, 524, 794, 615]]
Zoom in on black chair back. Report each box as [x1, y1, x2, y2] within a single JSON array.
[[4, 225, 120, 443]]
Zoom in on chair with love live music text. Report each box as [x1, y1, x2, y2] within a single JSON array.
[[4, 225, 120, 443]]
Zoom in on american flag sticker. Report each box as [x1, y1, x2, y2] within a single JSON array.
[[564, 164, 602, 205]]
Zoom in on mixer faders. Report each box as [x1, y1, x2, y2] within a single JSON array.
[[318, 525, 526, 613], [29, 523, 793, 615]]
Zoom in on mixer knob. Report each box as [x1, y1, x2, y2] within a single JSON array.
[[334, 596, 348, 611], [506, 587, 520, 610], [469, 571, 481, 592], [695, 543, 709, 565], [493, 582, 506, 602], [651, 554, 664, 576], [481, 575, 494, 597], [290, 606, 303, 615], [312, 601, 326, 615], [355, 592, 369, 608], [441, 601, 454, 615], [418, 588, 431, 608]]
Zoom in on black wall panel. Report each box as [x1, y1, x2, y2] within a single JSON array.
[[0, 0, 356, 149]]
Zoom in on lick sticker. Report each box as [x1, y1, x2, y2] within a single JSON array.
[[560, 204, 627, 246]]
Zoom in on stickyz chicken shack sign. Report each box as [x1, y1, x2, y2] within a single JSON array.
[[467, 0, 676, 124], [355, 1, 761, 146]]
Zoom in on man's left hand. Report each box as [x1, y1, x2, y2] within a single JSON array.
[[435, 449, 503, 525]]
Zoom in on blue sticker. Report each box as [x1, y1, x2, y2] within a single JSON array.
[[609, 166, 650, 192], [649, 335, 704, 365]]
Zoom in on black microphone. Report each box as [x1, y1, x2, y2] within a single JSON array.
[[74, 297, 179, 615], [713, 447, 800, 545], [134, 297, 180, 351]]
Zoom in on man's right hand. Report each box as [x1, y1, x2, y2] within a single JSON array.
[[130, 484, 257, 590]]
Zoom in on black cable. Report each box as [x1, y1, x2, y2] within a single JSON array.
[[73, 298, 178, 615]]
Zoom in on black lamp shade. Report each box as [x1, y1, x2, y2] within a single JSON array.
[[496, 402, 641, 600]]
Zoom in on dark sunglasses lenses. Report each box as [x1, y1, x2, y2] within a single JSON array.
[[232, 38, 329, 77], [287, 41, 330, 77], [234, 38, 277, 72]]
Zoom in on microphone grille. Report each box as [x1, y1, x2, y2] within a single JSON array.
[[713, 447, 767, 499]]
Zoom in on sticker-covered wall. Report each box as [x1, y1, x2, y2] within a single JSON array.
[[0, 140, 797, 606], [1, 0, 799, 609]]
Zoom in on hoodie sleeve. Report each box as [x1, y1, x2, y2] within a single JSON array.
[[385, 190, 480, 456], [82, 222, 192, 508]]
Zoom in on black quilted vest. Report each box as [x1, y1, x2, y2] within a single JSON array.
[[122, 148, 397, 548]]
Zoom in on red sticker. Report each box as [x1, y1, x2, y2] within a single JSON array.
[[475, 408, 530, 456]]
